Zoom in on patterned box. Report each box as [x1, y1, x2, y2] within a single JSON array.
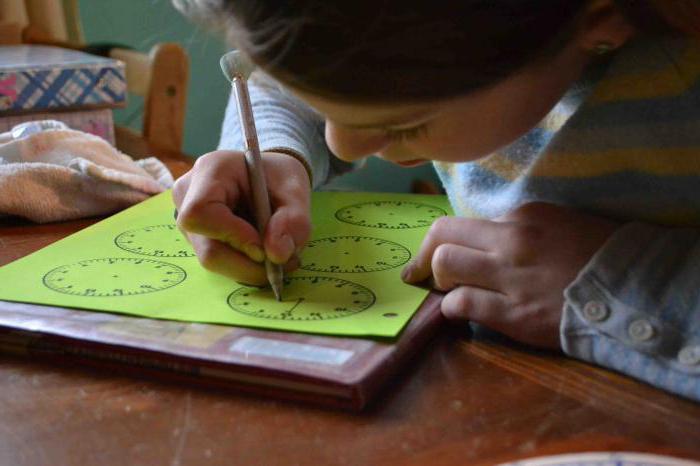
[[0, 45, 126, 114], [0, 108, 115, 145]]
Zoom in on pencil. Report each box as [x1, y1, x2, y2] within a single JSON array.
[[221, 51, 284, 301]]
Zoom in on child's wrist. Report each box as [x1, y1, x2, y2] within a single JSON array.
[[262, 147, 313, 187]]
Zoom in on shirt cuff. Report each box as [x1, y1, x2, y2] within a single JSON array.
[[561, 222, 700, 400], [262, 146, 313, 187]]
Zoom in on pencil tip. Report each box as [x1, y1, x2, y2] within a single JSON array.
[[266, 262, 284, 301], [272, 285, 282, 302]]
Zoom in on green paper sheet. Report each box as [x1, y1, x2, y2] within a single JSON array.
[[0, 191, 452, 337]]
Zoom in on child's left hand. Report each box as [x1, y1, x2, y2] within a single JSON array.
[[401, 202, 620, 349]]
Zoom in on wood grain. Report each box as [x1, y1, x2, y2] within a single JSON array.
[[0, 157, 698, 466]]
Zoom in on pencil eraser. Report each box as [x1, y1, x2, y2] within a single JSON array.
[[220, 50, 255, 82]]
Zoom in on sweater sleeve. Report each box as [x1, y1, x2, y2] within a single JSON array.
[[217, 71, 356, 189], [561, 222, 700, 401]]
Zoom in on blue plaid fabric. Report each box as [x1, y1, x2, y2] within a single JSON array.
[[0, 45, 126, 113]]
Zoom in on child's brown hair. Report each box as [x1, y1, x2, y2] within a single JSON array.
[[175, 0, 700, 102]]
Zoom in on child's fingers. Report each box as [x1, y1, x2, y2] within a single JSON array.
[[283, 254, 302, 273], [177, 178, 264, 263], [264, 204, 312, 264], [428, 243, 502, 292], [402, 216, 508, 283], [178, 199, 264, 262], [442, 286, 561, 349], [245, 151, 312, 264], [441, 285, 508, 322], [188, 233, 267, 285], [171, 171, 192, 208]]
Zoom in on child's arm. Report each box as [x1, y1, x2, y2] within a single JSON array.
[[402, 203, 700, 402], [562, 221, 700, 401], [218, 71, 357, 188], [173, 72, 359, 284], [173, 150, 310, 284]]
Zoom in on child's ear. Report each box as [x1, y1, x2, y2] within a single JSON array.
[[575, 0, 637, 54]]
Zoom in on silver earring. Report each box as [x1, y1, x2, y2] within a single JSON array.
[[594, 42, 614, 55]]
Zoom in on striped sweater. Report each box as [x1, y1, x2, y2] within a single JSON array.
[[218, 36, 700, 401]]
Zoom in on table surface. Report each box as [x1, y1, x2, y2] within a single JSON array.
[[1, 157, 699, 466]]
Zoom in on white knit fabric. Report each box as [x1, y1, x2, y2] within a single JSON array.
[[0, 121, 173, 223]]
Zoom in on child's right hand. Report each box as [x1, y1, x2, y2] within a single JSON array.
[[172, 150, 311, 285]]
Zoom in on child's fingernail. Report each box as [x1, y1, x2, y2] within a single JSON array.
[[285, 254, 301, 271], [243, 243, 265, 262], [280, 234, 295, 260], [401, 263, 414, 282], [269, 235, 295, 264]]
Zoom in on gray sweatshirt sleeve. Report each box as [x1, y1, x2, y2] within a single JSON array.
[[217, 72, 356, 189], [561, 222, 700, 401]]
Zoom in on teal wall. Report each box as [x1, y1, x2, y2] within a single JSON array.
[[79, 0, 441, 193], [79, 0, 229, 157]]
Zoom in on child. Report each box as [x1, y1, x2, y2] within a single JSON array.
[[172, 0, 700, 401]]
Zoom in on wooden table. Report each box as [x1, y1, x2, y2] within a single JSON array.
[[1, 157, 699, 466]]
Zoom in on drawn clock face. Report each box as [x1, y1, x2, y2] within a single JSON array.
[[114, 224, 194, 257], [227, 276, 375, 320], [43, 258, 186, 297], [335, 201, 447, 229], [301, 236, 410, 273]]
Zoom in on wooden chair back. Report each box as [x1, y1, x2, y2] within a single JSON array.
[[0, 0, 189, 155]]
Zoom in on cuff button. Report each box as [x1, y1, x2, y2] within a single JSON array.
[[678, 345, 700, 367], [582, 300, 609, 322], [628, 319, 655, 342]]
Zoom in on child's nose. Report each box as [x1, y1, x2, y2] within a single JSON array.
[[325, 121, 390, 162]]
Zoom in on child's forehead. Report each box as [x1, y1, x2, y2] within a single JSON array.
[[288, 85, 441, 128]]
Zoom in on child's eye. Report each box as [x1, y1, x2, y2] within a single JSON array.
[[385, 124, 428, 142]]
